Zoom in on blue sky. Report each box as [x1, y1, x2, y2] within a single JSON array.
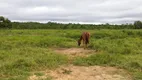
[[0, 0, 142, 24]]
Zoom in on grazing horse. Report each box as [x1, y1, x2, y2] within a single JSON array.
[[78, 32, 90, 49]]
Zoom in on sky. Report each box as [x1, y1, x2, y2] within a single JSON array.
[[0, 0, 142, 24]]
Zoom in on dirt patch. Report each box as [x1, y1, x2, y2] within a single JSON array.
[[48, 65, 132, 80], [54, 48, 96, 57], [28, 75, 38, 80], [28, 48, 132, 80], [29, 65, 132, 80]]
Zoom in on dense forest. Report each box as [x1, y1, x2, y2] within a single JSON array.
[[0, 16, 142, 29], [12, 22, 134, 29]]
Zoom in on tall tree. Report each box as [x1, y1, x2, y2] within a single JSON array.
[[134, 21, 142, 29], [0, 16, 12, 28]]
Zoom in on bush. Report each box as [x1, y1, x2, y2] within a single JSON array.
[[0, 16, 12, 28]]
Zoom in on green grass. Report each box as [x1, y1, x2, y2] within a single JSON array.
[[0, 29, 142, 80]]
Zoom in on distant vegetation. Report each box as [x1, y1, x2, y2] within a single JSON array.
[[0, 16, 12, 29], [0, 16, 142, 29], [12, 22, 135, 29]]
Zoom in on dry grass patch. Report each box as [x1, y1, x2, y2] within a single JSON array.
[[29, 65, 132, 80], [53, 48, 96, 57]]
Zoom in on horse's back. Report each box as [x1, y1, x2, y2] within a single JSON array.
[[82, 32, 90, 44], [82, 32, 90, 38]]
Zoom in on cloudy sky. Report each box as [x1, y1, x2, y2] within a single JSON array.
[[0, 0, 142, 24]]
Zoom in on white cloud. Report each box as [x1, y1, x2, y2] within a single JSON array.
[[0, 0, 142, 24]]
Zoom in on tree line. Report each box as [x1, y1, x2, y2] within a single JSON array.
[[0, 16, 142, 29]]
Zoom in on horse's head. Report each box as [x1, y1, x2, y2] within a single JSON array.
[[78, 40, 81, 46]]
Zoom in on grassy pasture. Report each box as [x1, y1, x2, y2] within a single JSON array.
[[0, 29, 142, 80]]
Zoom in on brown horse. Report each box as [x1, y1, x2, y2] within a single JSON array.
[[78, 32, 90, 49]]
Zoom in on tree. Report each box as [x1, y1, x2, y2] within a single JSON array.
[[134, 21, 142, 29], [0, 16, 4, 21], [0, 16, 12, 28]]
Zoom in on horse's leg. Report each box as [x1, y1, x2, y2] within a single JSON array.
[[85, 41, 88, 49], [83, 40, 86, 49], [84, 44, 87, 49], [84, 43, 88, 49]]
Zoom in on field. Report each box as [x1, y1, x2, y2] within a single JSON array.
[[0, 29, 142, 80]]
